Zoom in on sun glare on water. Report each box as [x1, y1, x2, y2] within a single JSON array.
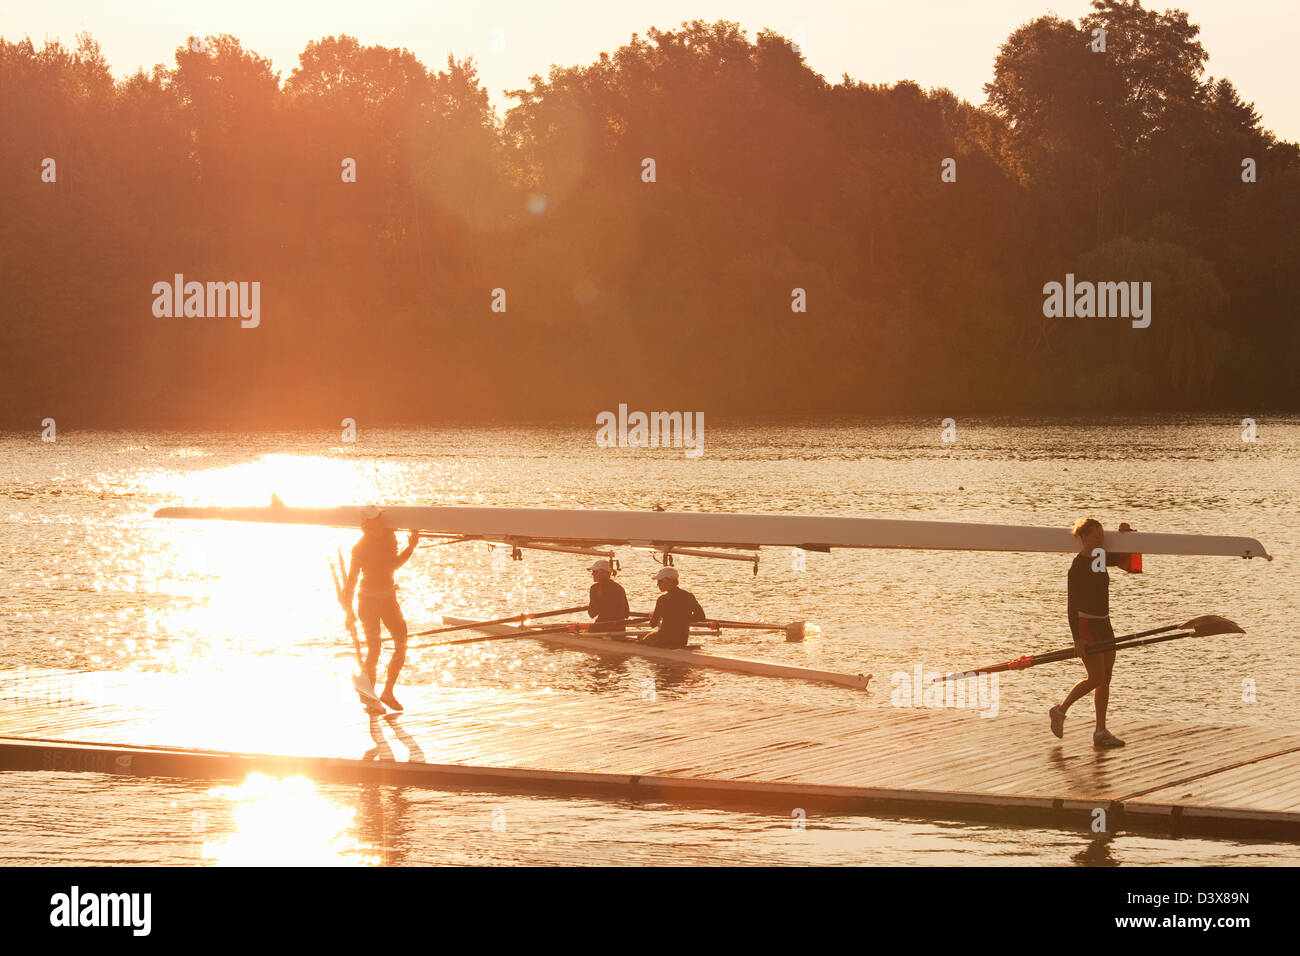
[[201, 774, 380, 866], [138, 452, 426, 751]]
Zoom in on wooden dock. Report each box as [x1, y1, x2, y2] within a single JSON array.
[[2, 667, 1299, 840]]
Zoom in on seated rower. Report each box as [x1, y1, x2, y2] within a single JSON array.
[[641, 567, 705, 648], [587, 559, 629, 633]]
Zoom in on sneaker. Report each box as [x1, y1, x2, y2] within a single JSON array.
[[1049, 706, 1066, 739], [1093, 729, 1126, 749]]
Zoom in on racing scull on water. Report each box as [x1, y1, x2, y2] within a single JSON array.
[[430, 616, 871, 690]]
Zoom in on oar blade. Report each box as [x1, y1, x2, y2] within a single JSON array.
[[791, 621, 821, 641], [1180, 615, 1243, 637], [352, 674, 381, 702]]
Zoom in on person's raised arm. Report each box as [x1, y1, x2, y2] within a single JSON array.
[[1107, 522, 1142, 572], [395, 530, 421, 568]]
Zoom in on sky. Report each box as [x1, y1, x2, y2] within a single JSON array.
[[4, 0, 1297, 141]]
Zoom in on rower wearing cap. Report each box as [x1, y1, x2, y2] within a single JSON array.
[[343, 507, 420, 713], [587, 559, 629, 633], [641, 567, 706, 648]]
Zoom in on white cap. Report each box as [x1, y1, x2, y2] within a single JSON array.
[[590, 559, 612, 572], [655, 567, 679, 582], [360, 506, 383, 526]]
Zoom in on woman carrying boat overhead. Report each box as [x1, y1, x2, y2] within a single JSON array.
[[343, 508, 420, 712], [641, 566, 706, 648], [587, 559, 629, 633], [1050, 518, 1141, 749]]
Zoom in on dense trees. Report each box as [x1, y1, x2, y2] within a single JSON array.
[[1, 2, 1296, 427]]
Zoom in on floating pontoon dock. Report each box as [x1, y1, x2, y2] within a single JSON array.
[[2, 667, 1298, 840]]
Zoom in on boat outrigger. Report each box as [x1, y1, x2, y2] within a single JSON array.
[[153, 503, 1272, 695]]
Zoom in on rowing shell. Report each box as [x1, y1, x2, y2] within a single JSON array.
[[438, 617, 872, 691], [153, 505, 1272, 559]]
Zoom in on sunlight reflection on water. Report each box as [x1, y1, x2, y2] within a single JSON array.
[[201, 774, 380, 866]]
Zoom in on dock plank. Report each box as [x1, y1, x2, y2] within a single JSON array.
[[2, 667, 1298, 839]]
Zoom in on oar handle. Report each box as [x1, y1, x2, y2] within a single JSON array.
[[934, 655, 1031, 682]]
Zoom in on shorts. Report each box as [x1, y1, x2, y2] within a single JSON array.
[[1076, 616, 1115, 645], [358, 593, 406, 642]]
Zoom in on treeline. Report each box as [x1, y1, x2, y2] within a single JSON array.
[[1, 1, 1297, 427]]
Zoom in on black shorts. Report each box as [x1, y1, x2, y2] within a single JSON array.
[[1076, 616, 1115, 645]]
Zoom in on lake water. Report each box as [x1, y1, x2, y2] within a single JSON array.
[[1, 418, 1297, 865]]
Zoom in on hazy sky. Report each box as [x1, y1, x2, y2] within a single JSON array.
[[5, 0, 1297, 140]]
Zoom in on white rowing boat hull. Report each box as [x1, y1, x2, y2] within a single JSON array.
[[154, 505, 1272, 559], [439, 617, 872, 691]]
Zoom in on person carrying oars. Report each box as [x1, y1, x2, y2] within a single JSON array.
[[342, 507, 420, 713], [1050, 518, 1141, 748]]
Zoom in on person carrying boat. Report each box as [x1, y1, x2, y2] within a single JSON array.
[[1050, 518, 1141, 749], [343, 508, 420, 712], [587, 559, 630, 633], [640, 567, 705, 648]]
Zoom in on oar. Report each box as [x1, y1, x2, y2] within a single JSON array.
[[330, 554, 385, 713], [934, 615, 1243, 682], [1081, 615, 1244, 656], [624, 612, 799, 634], [936, 621, 1205, 680], [617, 613, 814, 640], [705, 619, 820, 641], [413, 618, 653, 649], [417, 618, 720, 649], [936, 615, 1243, 682], [409, 605, 588, 638]]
